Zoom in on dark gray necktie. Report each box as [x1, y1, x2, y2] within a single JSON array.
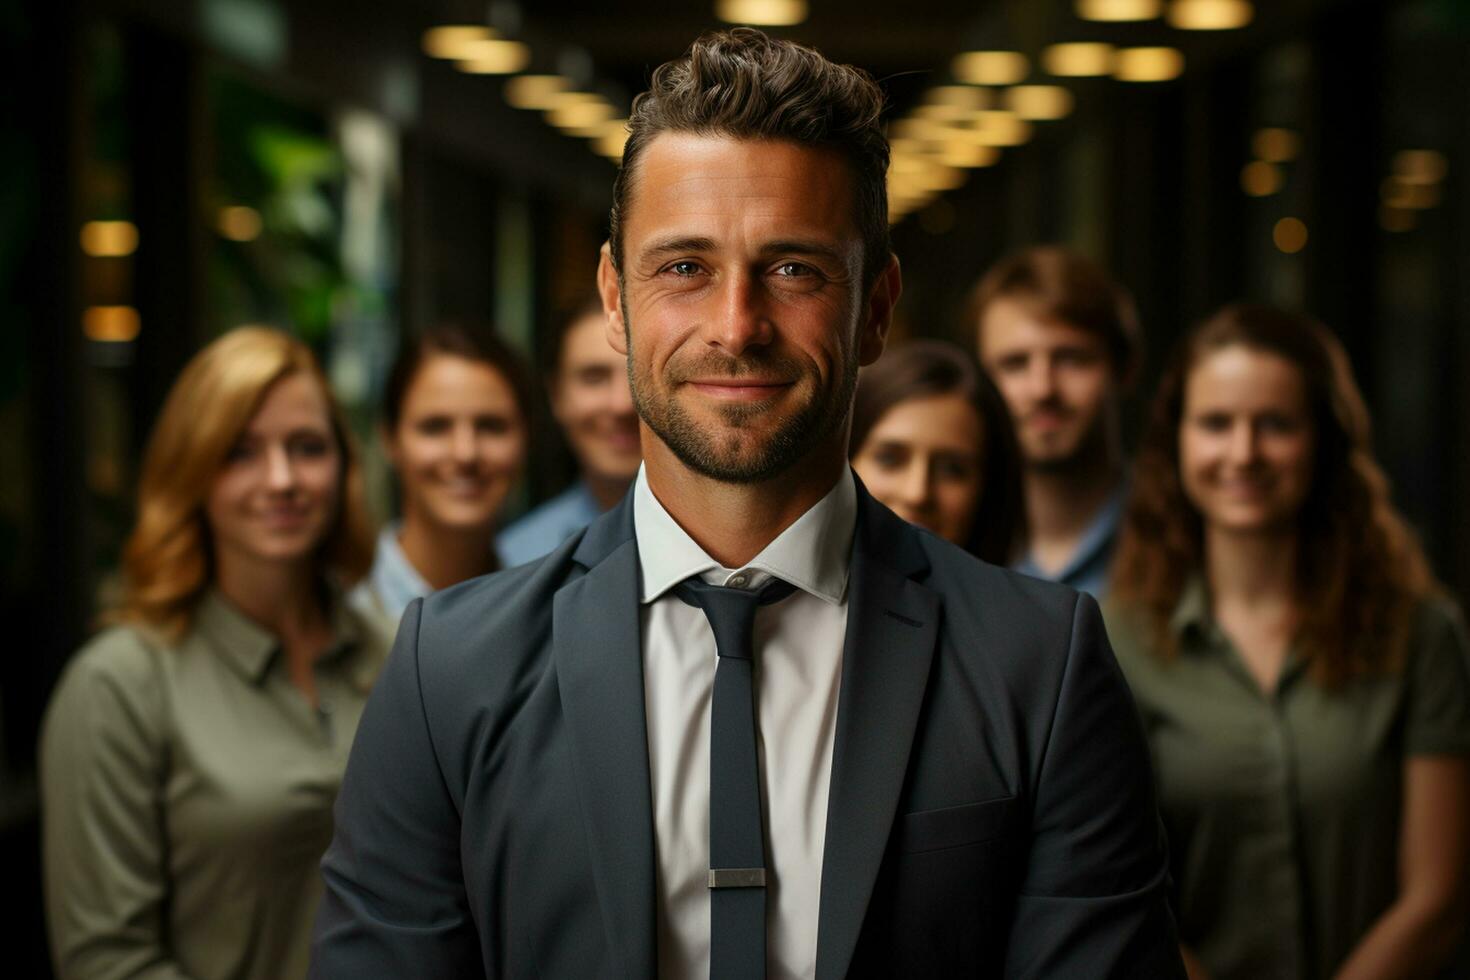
[[673, 574, 796, 980]]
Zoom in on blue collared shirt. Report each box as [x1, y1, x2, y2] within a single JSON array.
[[1011, 482, 1128, 600], [497, 481, 604, 567], [349, 523, 433, 627]]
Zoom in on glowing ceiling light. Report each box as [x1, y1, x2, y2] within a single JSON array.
[[83, 306, 141, 342], [1240, 161, 1282, 196], [1273, 217, 1308, 254], [422, 25, 497, 60], [504, 74, 573, 110], [1167, 0, 1253, 30], [1077, 0, 1162, 22], [714, 0, 808, 26], [960, 111, 1034, 147], [926, 85, 991, 111], [1392, 149, 1448, 184], [1252, 128, 1300, 163], [953, 51, 1029, 86], [79, 220, 139, 257], [1042, 42, 1115, 77], [217, 205, 263, 242], [1381, 177, 1442, 210], [938, 143, 1002, 168], [1007, 85, 1074, 121], [455, 40, 531, 74], [548, 99, 617, 132], [1113, 47, 1185, 82]]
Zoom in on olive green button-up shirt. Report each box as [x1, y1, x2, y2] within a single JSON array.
[[1104, 583, 1470, 980], [40, 591, 391, 980]]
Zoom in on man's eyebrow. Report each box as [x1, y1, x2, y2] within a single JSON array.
[[759, 239, 848, 264], [637, 236, 718, 263]]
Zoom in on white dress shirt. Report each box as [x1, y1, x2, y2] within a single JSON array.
[[634, 467, 855, 980]]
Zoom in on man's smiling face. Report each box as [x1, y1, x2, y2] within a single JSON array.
[[601, 133, 889, 484]]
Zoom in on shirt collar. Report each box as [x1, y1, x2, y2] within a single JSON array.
[[1169, 575, 1212, 640], [195, 586, 366, 685], [633, 465, 856, 606], [369, 522, 433, 613], [1016, 479, 1128, 583]]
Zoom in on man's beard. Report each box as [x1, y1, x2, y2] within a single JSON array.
[[624, 311, 859, 485]]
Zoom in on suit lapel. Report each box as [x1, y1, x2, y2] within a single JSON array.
[[815, 494, 940, 980], [553, 497, 658, 977]]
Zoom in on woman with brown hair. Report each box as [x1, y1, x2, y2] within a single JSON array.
[[41, 327, 388, 980], [850, 339, 1025, 563], [1106, 304, 1470, 980], [351, 323, 531, 627]]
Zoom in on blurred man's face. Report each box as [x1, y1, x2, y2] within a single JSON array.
[[600, 134, 895, 484], [550, 312, 641, 485], [978, 298, 1117, 470]]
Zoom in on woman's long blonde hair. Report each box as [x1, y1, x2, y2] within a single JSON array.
[[113, 327, 373, 639]]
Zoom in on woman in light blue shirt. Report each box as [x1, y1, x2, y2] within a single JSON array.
[[354, 325, 532, 626]]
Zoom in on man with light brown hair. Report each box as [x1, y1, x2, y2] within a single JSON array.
[[971, 245, 1141, 598], [313, 31, 1181, 980]]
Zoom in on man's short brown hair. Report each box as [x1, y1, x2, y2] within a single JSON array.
[[969, 246, 1141, 375], [609, 28, 890, 285]]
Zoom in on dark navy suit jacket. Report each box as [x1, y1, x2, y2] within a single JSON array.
[[311, 482, 1185, 978]]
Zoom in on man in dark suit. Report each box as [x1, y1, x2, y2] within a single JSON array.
[[312, 27, 1184, 980]]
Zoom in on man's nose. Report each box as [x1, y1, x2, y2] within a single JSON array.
[[703, 271, 774, 356]]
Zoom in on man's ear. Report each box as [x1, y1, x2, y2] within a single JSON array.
[[597, 243, 628, 355], [858, 253, 902, 367]]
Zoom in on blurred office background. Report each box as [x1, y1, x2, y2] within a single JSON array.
[[3, 0, 1467, 970]]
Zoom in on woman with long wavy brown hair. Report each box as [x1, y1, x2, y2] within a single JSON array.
[[40, 327, 388, 980], [1105, 304, 1470, 980]]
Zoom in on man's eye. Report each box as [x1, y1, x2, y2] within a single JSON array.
[[775, 262, 814, 277], [668, 261, 701, 277]]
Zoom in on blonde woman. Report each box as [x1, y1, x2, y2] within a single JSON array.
[[40, 327, 389, 980]]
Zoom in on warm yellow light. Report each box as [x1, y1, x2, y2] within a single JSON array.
[[1042, 43, 1115, 77], [1240, 161, 1282, 196], [1077, 0, 1162, 21], [80, 220, 139, 257], [504, 74, 572, 110], [961, 111, 1034, 147], [1381, 177, 1442, 210], [422, 25, 497, 60], [1273, 217, 1308, 254], [1252, 128, 1300, 163], [1392, 149, 1448, 184], [217, 206, 263, 242], [914, 103, 983, 124], [1114, 47, 1185, 82], [938, 143, 1002, 168], [454, 40, 531, 74], [715, 0, 808, 26], [926, 85, 991, 111], [1379, 205, 1415, 233], [1007, 85, 1074, 121], [912, 164, 968, 192], [548, 99, 617, 132], [953, 51, 1029, 86], [594, 124, 629, 160], [1167, 0, 1253, 30], [83, 306, 141, 342], [889, 117, 954, 142]]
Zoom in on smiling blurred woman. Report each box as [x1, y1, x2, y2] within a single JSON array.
[[850, 339, 1024, 563], [41, 327, 387, 980], [352, 325, 531, 626], [1105, 305, 1470, 980]]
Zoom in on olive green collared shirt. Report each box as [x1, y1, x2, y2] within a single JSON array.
[[1104, 583, 1470, 980], [40, 591, 391, 980]]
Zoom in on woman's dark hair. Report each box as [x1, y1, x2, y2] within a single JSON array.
[[383, 323, 535, 433], [1110, 303, 1437, 685], [851, 339, 1026, 564]]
